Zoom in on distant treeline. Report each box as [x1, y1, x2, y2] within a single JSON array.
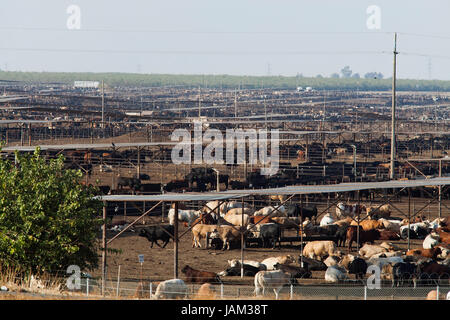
[[1, 71, 450, 91]]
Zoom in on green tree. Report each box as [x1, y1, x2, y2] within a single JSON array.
[[0, 147, 103, 274]]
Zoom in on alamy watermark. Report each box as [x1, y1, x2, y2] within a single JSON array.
[[366, 5, 381, 30], [66, 265, 81, 290], [67, 4, 81, 30], [366, 265, 381, 289], [170, 121, 280, 176]]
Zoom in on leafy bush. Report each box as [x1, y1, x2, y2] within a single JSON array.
[[0, 147, 103, 274]]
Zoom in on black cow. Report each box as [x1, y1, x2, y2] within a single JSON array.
[[186, 168, 229, 191], [219, 264, 260, 277], [392, 262, 418, 287], [348, 257, 368, 280], [135, 173, 151, 180], [400, 226, 429, 240], [286, 204, 318, 222], [258, 223, 281, 249], [138, 225, 174, 248], [297, 256, 327, 271], [163, 180, 189, 192], [273, 263, 312, 279], [117, 176, 141, 192], [335, 225, 349, 247], [315, 224, 339, 236], [229, 180, 248, 190], [140, 183, 163, 193]]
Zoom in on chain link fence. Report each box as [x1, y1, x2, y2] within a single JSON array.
[[69, 275, 450, 300]]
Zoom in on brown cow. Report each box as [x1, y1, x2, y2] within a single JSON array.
[[350, 219, 384, 231], [441, 216, 450, 227], [191, 224, 218, 248], [418, 261, 450, 281], [171, 202, 187, 210], [271, 217, 300, 231], [195, 283, 217, 299], [181, 265, 221, 284], [192, 213, 216, 225], [437, 230, 450, 245], [210, 225, 244, 250], [346, 225, 380, 252], [378, 230, 401, 241], [407, 247, 442, 260], [249, 216, 275, 225]]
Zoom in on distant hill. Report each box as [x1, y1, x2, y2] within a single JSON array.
[[1, 71, 449, 91]]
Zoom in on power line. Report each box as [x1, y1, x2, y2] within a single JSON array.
[[0, 47, 388, 56], [397, 32, 450, 40], [400, 52, 450, 60], [0, 26, 396, 36]]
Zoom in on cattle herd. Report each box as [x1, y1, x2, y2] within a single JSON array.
[[131, 197, 450, 300]]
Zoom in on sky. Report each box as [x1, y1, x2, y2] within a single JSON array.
[[0, 0, 449, 80]]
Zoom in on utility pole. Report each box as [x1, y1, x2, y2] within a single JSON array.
[[234, 89, 237, 119], [351, 144, 357, 182], [264, 98, 268, 130], [101, 80, 105, 127], [439, 159, 442, 219], [198, 86, 201, 119], [390, 32, 398, 180]]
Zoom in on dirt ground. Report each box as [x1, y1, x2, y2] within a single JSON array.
[[92, 199, 445, 287]]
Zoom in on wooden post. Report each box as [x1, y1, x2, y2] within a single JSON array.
[[439, 159, 442, 219], [102, 202, 107, 296], [28, 123, 32, 146], [408, 189, 411, 251], [300, 197, 304, 268], [137, 147, 141, 178], [241, 197, 245, 278], [356, 190, 360, 252], [116, 265, 121, 297], [174, 202, 179, 279]]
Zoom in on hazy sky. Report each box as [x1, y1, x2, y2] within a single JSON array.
[[0, 0, 449, 80]]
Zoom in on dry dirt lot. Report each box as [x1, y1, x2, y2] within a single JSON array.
[[92, 200, 443, 288]]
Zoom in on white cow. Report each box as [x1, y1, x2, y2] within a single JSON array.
[[261, 255, 296, 271], [324, 265, 348, 283], [423, 232, 440, 249], [221, 201, 251, 215], [335, 202, 365, 219], [366, 256, 404, 270], [320, 213, 335, 227], [168, 208, 200, 226], [254, 206, 287, 217], [254, 270, 291, 300], [154, 279, 188, 300], [228, 259, 267, 271]]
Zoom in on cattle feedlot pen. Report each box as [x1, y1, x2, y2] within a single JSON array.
[[97, 176, 450, 297]]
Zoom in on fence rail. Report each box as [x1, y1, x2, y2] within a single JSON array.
[[65, 276, 450, 300]]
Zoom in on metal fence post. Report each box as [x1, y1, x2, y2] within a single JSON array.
[[116, 265, 121, 297], [436, 286, 439, 300], [149, 282, 153, 299], [86, 277, 89, 297], [290, 284, 293, 300], [220, 283, 224, 299], [364, 286, 367, 300]]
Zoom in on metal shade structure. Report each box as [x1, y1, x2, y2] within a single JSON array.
[[212, 176, 450, 196], [97, 178, 450, 203], [98, 193, 248, 203], [97, 176, 450, 295]]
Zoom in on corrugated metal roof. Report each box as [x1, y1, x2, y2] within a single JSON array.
[[217, 177, 450, 195], [97, 177, 450, 202], [97, 193, 248, 202], [1, 141, 179, 151]]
